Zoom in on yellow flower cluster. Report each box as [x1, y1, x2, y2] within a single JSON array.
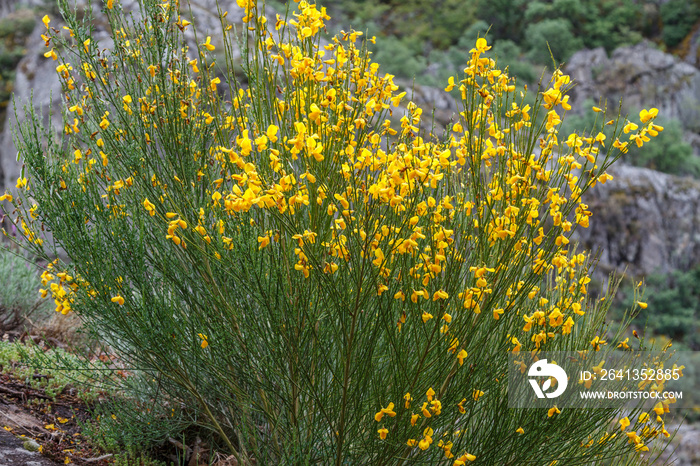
[[39, 261, 77, 315], [601, 408, 672, 453], [375, 388, 477, 461]]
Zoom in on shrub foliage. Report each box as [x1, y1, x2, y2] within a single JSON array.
[[1, 0, 673, 463]]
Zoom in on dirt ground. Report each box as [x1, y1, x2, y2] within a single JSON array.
[[0, 372, 111, 466]]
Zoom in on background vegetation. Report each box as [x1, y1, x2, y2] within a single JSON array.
[[322, 0, 695, 80]]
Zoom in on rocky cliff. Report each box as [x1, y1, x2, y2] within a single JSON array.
[[577, 163, 700, 279], [566, 41, 700, 154], [567, 41, 700, 123], [564, 42, 700, 278]]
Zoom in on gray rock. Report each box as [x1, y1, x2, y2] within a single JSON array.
[[0, 430, 57, 465], [575, 163, 700, 278], [394, 79, 459, 133], [658, 423, 700, 466], [566, 41, 700, 129]]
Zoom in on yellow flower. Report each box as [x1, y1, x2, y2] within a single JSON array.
[[202, 36, 215, 51], [516, 427, 524, 434], [619, 417, 630, 431], [258, 236, 270, 249], [445, 76, 456, 92], [637, 301, 647, 309], [457, 398, 466, 414], [448, 337, 459, 353], [378, 428, 388, 440], [590, 336, 606, 351], [639, 108, 658, 123], [111, 295, 125, 305], [267, 124, 279, 143], [548, 308, 563, 327], [653, 402, 666, 415], [426, 387, 435, 401], [107, 0, 114, 8], [454, 453, 477, 464], [42, 15, 50, 28], [562, 316, 574, 335], [374, 402, 396, 422], [547, 405, 561, 417], [430, 399, 442, 415], [236, 0, 254, 10], [198, 333, 208, 348], [623, 121, 638, 134], [457, 349, 468, 366], [421, 311, 433, 323], [44, 49, 58, 60], [475, 37, 490, 52], [143, 198, 156, 216]]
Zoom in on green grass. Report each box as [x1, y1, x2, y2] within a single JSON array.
[[0, 339, 109, 401]]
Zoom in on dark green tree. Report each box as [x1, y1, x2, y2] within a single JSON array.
[[660, 0, 700, 47]]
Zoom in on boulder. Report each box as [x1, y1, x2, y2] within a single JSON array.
[[575, 163, 700, 278], [566, 41, 700, 131]]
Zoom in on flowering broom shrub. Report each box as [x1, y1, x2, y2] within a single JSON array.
[[1, 0, 673, 463]]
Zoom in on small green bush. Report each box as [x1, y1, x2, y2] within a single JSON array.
[[525, 18, 584, 65], [0, 47, 25, 70], [492, 39, 537, 84], [371, 35, 427, 79], [0, 340, 108, 400], [0, 246, 49, 331], [661, 0, 700, 48], [80, 395, 190, 457], [612, 267, 700, 350]]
